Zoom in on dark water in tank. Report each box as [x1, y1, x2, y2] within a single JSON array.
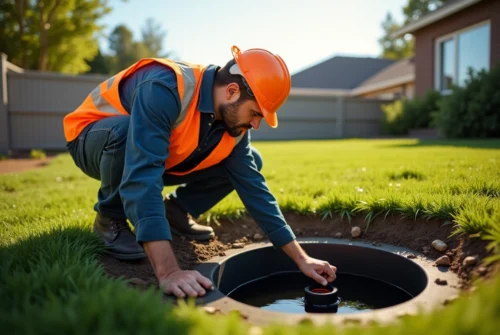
[[227, 271, 413, 314]]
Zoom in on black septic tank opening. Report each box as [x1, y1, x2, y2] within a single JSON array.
[[227, 271, 413, 314]]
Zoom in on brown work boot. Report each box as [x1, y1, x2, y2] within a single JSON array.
[[93, 213, 146, 261], [164, 197, 215, 241]]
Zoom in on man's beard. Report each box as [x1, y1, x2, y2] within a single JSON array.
[[219, 101, 252, 137]]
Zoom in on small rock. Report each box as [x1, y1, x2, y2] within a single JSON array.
[[335, 232, 342, 238], [351, 226, 361, 238], [218, 252, 226, 257], [477, 266, 488, 276], [203, 306, 220, 314], [432, 240, 448, 252], [253, 233, 263, 240], [406, 253, 416, 259], [372, 241, 382, 246], [434, 255, 451, 266], [240, 236, 248, 242], [435, 278, 448, 286], [422, 246, 431, 254], [249, 326, 263, 335], [463, 256, 478, 267], [242, 225, 248, 229], [232, 242, 245, 249], [314, 231, 319, 236]]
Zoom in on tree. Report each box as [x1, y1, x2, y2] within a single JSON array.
[[0, 0, 111, 74], [85, 47, 114, 75], [108, 24, 143, 72], [379, 0, 449, 60], [403, 0, 447, 24], [107, 19, 169, 73], [141, 17, 169, 58], [378, 12, 414, 60]]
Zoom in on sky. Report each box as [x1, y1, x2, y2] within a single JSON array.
[[99, 0, 408, 75]]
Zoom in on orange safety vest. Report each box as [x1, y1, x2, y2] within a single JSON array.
[[63, 58, 244, 176]]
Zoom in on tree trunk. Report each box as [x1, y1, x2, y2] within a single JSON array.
[[15, 0, 28, 68], [38, 0, 47, 71], [38, 0, 62, 71]]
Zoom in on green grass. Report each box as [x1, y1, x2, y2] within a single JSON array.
[[208, 139, 500, 240], [1, 138, 500, 334]]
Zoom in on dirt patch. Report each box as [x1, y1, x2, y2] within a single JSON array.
[[0, 151, 58, 174], [0, 158, 54, 174], [99, 213, 493, 292]]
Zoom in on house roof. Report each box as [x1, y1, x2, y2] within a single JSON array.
[[350, 57, 415, 96], [291, 56, 395, 90], [392, 0, 484, 38]]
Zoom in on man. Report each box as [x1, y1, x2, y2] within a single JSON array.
[[63, 45, 337, 298]]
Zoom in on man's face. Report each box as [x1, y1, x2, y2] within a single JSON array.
[[219, 91, 264, 137]]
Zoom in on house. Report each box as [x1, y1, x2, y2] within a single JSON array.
[[350, 57, 415, 99], [391, 0, 500, 97], [291, 55, 414, 100], [290, 56, 395, 95]]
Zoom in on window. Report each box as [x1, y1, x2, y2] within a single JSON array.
[[435, 21, 490, 93]]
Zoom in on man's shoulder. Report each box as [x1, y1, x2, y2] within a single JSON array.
[[134, 62, 178, 86]]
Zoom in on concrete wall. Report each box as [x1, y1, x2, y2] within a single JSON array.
[[0, 55, 389, 154]]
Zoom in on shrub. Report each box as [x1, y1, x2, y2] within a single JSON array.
[[381, 90, 441, 135], [404, 89, 441, 129], [434, 65, 500, 138], [30, 149, 46, 159], [381, 99, 406, 135]]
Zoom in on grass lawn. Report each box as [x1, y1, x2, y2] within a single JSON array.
[[1, 138, 499, 334]]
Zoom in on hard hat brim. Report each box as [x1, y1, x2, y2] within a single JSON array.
[[262, 108, 278, 128]]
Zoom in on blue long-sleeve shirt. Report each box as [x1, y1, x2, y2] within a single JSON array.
[[117, 62, 296, 248]]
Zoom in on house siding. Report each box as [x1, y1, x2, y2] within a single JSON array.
[[413, 0, 500, 97]]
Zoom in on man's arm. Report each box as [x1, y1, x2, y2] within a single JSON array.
[[223, 131, 296, 247], [119, 79, 212, 297], [223, 131, 336, 285]]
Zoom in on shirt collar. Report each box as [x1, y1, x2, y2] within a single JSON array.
[[198, 64, 220, 114]]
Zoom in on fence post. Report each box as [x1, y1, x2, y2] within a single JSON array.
[[0, 53, 9, 155], [336, 96, 345, 138]]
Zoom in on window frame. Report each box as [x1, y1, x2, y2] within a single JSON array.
[[434, 20, 491, 94]]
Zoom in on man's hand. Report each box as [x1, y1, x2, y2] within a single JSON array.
[[143, 240, 214, 298], [159, 270, 214, 298], [282, 239, 337, 286], [296, 256, 337, 286]]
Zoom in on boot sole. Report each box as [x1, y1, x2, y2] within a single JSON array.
[[170, 227, 215, 241], [103, 249, 147, 261]]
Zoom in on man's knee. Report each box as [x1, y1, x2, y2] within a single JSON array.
[[251, 146, 263, 171], [104, 116, 130, 151]]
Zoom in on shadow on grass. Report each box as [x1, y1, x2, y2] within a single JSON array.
[[377, 139, 500, 149], [0, 226, 192, 333]]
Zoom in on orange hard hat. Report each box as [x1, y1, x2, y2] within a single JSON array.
[[229, 45, 291, 128]]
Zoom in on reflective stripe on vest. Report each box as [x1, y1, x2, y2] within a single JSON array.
[[63, 58, 245, 175]]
